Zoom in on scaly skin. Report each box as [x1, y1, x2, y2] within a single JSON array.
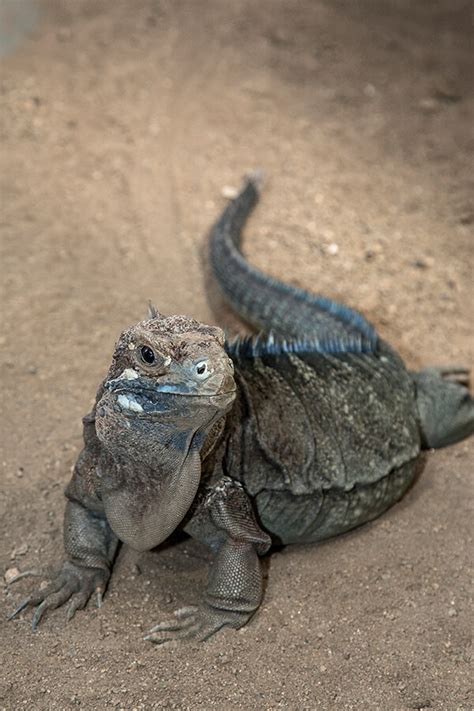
[[9, 177, 474, 643]]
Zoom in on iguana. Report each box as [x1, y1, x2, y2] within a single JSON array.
[[9, 175, 474, 643]]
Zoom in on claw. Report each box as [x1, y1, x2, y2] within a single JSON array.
[[7, 569, 42, 585], [7, 596, 32, 621], [66, 591, 90, 622], [66, 603, 77, 622], [437, 365, 468, 375], [146, 618, 193, 635], [144, 605, 203, 645], [144, 635, 163, 644], [174, 606, 199, 619], [431, 365, 471, 387], [144, 624, 199, 644], [31, 601, 49, 631], [144, 634, 185, 645], [95, 589, 103, 609]]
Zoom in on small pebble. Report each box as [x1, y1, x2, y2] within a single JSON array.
[[364, 83, 377, 98], [418, 98, 439, 113], [433, 88, 461, 104], [459, 213, 473, 225], [4, 567, 20, 584], [411, 257, 434, 269], [10, 542, 29, 559], [221, 185, 238, 199], [326, 243, 339, 256], [365, 244, 382, 261]]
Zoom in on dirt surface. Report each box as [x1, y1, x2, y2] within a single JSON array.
[[1, 0, 473, 708]]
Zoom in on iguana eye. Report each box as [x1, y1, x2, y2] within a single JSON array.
[[140, 345, 156, 365], [195, 361, 210, 378]]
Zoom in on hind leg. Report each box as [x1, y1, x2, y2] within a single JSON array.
[[412, 367, 474, 449]]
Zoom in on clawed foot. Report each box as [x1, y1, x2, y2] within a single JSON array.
[[144, 604, 248, 645], [431, 365, 471, 388], [8, 561, 109, 629]]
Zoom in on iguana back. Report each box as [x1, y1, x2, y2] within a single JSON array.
[[223, 339, 420, 544]]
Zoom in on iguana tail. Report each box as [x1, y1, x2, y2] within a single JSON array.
[[209, 174, 378, 345]]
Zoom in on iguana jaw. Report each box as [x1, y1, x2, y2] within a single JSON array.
[[103, 372, 236, 418]]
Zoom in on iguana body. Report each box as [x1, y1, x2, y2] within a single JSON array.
[[10, 177, 474, 642]]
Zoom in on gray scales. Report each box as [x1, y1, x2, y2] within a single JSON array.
[[9, 176, 474, 643]]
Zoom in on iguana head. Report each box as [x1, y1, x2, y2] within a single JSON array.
[[96, 311, 236, 446], [93, 310, 236, 550]]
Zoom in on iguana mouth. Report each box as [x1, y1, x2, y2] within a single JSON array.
[[106, 379, 236, 417], [114, 393, 235, 418]]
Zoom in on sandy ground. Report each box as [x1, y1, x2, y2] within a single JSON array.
[[0, 0, 473, 709]]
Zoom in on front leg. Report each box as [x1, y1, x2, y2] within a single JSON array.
[[9, 409, 119, 629], [145, 478, 271, 644]]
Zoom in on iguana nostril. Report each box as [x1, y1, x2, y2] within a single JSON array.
[[221, 374, 235, 392]]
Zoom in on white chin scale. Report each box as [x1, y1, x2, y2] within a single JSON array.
[[117, 394, 144, 413]]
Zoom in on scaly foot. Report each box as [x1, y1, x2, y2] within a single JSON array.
[[144, 604, 249, 644], [8, 561, 110, 629]]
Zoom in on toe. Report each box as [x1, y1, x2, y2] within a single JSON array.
[[31, 601, 49, 631], [66, 591, 90, 621], [144, 623, 199, 644], [174, 606, 199, 619], [31, 583, 77, 630], [7, 569, 42, 585], [8, 596, 32, 621]]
